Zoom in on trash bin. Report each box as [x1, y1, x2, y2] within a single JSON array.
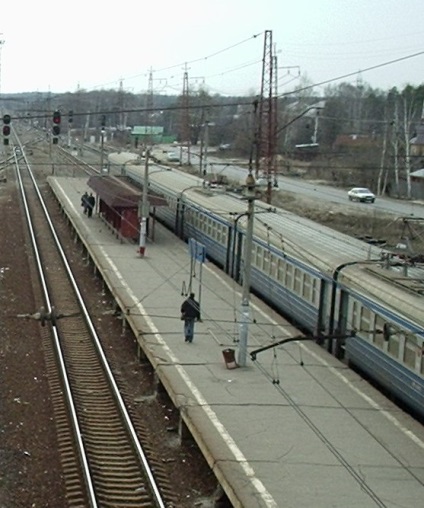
[[222, 348, 238, 369]]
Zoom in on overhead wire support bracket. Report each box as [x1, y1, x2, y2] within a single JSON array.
[[250, 332, 356, 361]]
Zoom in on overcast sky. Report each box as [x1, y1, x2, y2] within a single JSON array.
[[0, 0, 423, 96]]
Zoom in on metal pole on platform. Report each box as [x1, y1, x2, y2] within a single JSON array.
[[238, 172, 256, 367], [203, 120, 209, 177], [100, 129, 105, 173], [139, 151, 150, 257]]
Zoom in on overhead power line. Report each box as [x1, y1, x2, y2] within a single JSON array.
[[280, 50, 424, 98], [88, 33, 264, 92]]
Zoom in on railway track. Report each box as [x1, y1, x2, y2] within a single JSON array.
[[15, 141, 172, 506]]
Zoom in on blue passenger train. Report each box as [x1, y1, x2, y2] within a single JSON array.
[[109, 153, 424, 419]]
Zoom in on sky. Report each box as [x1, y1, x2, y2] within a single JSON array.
[[0, 0, 423, 97]]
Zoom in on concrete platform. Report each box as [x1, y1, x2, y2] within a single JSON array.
[[48, 176, 424, 508]]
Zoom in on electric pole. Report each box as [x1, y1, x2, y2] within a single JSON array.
[[200, 119, 210, 177], [179, 64, 191, 166], [100, 115, 106, 173], [139, 150, 150, 257], [238, 172, 256, 367], [144, 68, 154, 148], [256, 30, 278, 204], [118, 79, 126, 130]]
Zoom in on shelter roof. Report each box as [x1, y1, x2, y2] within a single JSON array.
[[87, 175, 168, 208]]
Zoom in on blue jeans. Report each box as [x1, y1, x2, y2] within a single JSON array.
[[184, 319, 195, 342]]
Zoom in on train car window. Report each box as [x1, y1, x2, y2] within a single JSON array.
[[285, 264, 293, 288], [185, 209, 193, 223], [302, 273, 310, 299], [211, 222, 217, 239], [255, 246, 263, 268], [277, 259, 285, 282], [197, 214, 204, 231], [360, 306, 372, 341], [294, 268, 302, 294], [387, 333, 400, 358], [404, 334, 418, 369], [270, 254, 277, 278], [222, 227, 227, 244], [313, 279, 319, 304], [251, 245, 257, 266], [374, 315, 385, 349], [380, 322, 404, 359], [207, 218, 212, 236], [263, 250, 270, 272], [421, 346, 424, 376], [302, 274, 318, 303], [249, 243, 255, 264], [216, 224, 221, 243], [351, 300, 360, 331]]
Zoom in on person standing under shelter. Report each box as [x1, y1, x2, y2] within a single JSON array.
[[180, 293, 200, 343], [81, 191, 89, 214], [87, 193, 96, 218]]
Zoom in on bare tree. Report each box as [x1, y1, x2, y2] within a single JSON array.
[[391, 99, 400, 197], [377, 119, 389, 196]]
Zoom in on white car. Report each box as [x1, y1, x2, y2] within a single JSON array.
[[167, 152, 180, 162], [348, 187, 375, 203]]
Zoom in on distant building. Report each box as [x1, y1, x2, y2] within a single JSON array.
[[410, 105, 424, 158], [131, 126, 164, 146], [332, 134, 377, 151], [409, 168, 424, 200]]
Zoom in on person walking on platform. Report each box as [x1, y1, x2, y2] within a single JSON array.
[[87, 193, 96, 218], [81, 191, 89, 214], [180, 293, 200, 343]]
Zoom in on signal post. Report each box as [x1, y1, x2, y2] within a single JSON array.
[[52, 110, 61, 144], [2, 114, 11, 145]]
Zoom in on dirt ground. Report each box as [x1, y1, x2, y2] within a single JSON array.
[[0, 149, 421, 506], [0, 177, 218, 507]]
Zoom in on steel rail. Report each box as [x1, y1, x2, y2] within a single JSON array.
[[14, 146, 167, 507]]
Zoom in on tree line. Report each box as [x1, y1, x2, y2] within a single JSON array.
[[7, 80, 424, 197]]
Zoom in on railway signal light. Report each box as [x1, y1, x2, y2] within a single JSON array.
[[3, 114, 11, 145], [101, 115, 106, 132], [68, 110, 73, 123], [52, 110, 61, 144], [53, 110, 61, 124]]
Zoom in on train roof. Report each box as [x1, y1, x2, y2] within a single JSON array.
[[109, 152, 424, 302], [146, 167, 381, 272]]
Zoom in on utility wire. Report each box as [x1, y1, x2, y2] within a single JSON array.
[[85, 33, 264, 91], [279, 50, 424, 98]]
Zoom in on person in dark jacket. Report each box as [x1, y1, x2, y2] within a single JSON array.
[[81, 192, 89, 214], [180, 293, 200, 343], [86, 193, 96, 218]]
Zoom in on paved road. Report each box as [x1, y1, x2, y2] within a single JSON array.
[[171, 145, 424, 218]]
